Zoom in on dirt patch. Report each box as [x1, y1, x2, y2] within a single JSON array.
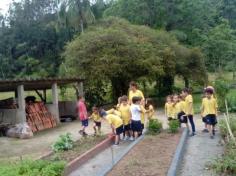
[[108, 132, 181, 176], [46, 135, 106, 162]]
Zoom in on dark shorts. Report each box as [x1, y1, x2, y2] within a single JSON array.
[[168, 117, 173, 121], [124, 124, 131, 131], [94, 121, 101, 127], [202, 116, 207, 123], [131, 120, 142, 132], [206, 114, 217, 125], [81, 119, 88, 127], [116, 125, 124, 135], [178, 112, 187, 123], [141, 123, 144, 130]]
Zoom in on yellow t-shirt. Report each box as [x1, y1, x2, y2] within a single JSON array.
[[140, 106, 146, 124], [147, 105, 155, 119], [128, 89, 144, 102], [165, 102, 173, 118], [179, 100, 186, 113], [91, 112, 101, 122], [172, 103, 181, 119], [106, 114, 123, 128], [106, 108, 122, 117], [118, 104, 131, 125], [185, 95, 194, 115], [201, 97, 217, 116]]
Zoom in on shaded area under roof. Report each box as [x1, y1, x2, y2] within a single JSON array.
[[0, 77, 84, 92]]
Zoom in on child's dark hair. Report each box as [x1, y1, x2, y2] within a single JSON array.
[[132, 96, 142, 104], [130, 81, 138, 88], [78, 95, 84, 100], [166, 95, 173, 101], [92, 106, 99, 111], [145, 98, 153, 109], [182, 88, 191, 94], [205, 88, 214, 95]]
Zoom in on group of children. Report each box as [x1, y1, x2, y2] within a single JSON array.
[[77, 81, 155, 145], [164, 86, 218, 139]]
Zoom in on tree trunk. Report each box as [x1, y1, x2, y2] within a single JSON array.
[[111, 78, 129, 102], [157, 75, 174, 96], [184, 77, 189, 88]]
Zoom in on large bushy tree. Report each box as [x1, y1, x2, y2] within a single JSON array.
[[62, 17, 206, 102]]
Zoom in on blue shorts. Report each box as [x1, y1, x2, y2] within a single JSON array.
[[124, 124, 131, 131], [131, 120, 142, 132], [206, 114, 217, 125], [81, 119, 88, 127]]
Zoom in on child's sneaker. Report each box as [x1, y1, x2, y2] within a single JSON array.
[[83, 132, 88, 136], [113, 143, 119, 146], [212, 129, 215, 136], [123, 136, 129, 141], [202, 129, 209, 133], [79, 130, 83, 135], [129, 137, 134, 141]]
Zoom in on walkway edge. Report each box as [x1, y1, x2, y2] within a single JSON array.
[[167, 128, 188, 176], [97, 132, 146, 176]]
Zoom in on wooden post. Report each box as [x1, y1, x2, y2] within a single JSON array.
[[78, 82, 84, 97], [52, 83, 60, 124]]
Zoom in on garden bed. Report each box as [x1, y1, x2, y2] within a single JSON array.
[[45, 135, 107, 162], [107, 132, 182, 176]]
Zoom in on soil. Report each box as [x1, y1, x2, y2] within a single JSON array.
[[107, 132, 181, 176], [46, 135, 106, 162]]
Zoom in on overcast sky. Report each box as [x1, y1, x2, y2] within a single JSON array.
[[0, 0, 20, 15]]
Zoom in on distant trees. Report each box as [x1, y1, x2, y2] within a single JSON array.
[[62, 17, 206, 101]]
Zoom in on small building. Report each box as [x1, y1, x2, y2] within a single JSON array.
[[0, 77, 84, 129]]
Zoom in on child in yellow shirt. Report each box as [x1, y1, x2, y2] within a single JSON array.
[[145, 98, 155, 120], [90, 106, 102, 135], [118, 96, 131, 140], [201, 88, 218, 139], [100, 110, 123, 146], [165, 95, 174, 121], [182, 88, 195, 136]]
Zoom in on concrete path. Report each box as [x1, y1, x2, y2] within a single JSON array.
[[0, 120, 110, 161], [178, 115, 224, 176], [69, 140, 133, 176]]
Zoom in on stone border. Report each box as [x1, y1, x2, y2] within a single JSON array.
[[63, 134, 115, 176], [167, 128, 188, 176], [97, 132, 146, 176]]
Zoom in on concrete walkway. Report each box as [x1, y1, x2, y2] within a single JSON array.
[[69, 140, 133, 176], [178, 115, 224, 176]]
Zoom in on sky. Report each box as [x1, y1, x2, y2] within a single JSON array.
[[0, 0, 20, 15]]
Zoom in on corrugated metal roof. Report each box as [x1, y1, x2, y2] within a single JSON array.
[[0, 77, 84, 92]]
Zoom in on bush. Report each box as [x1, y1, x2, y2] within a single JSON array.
[[52, 133, 74, 152], [148, 119, 162, 134], [211, 141, 236, 175], [227, 95, 236, 113], [214, 79, 230, 110], [168, 120, 179, 133], [0, 160, 65, 176], [218, 117, 236, 138]]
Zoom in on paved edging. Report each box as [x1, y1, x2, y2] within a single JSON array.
[[64, 134, 115, 176], [167, 128, 188, 176], [97, 132, 146, 176]]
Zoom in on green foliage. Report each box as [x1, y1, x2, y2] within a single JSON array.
[[227, 95, 236, 113], [148, 119, 162, 134], [0, 160, 65, 176], [52, 133, 74, 152], [214, 79, 230, 110], [62, 17, 206, 101], [168, 120, 179, 133], [212, 115, 236, 175]]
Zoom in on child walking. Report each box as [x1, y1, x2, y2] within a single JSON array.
[[118, 96, 131, 140], [100, 111, 123, 146], [130, 96, 143, 140], [165, 95, 174, 121], [182, 88, 196, 136], [201, 88, 218, 139], [77, 96, 88, 136], [90, 106, 102, 136]]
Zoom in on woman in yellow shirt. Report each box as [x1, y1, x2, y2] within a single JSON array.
[[128, 81, 144, 104]]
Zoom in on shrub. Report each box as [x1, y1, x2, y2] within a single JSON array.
[[211, 141, 236, 175], [214, 79, 230, 110], [52, 133, 74, 152], [168, 120, 179, 133], [0, 160, 65, 176], [148, 119, 162, 134], [227, 95, 236, 113], [218, 117, 236, 138]]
